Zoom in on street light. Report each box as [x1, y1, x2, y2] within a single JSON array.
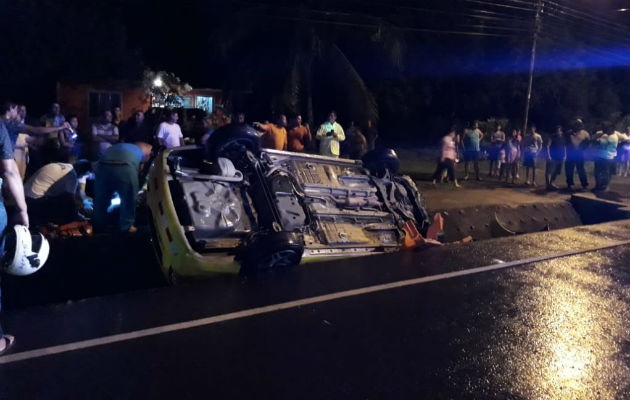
[[153, 77, 163, 87]]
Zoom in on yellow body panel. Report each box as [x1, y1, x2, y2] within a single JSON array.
[[147, 147, 241, 278]]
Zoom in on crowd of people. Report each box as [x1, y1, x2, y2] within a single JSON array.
[[432, 120, 630, 192], [0, 102, 159, 235], [251, 111, 378, 159], [0, 101, 380, 236]]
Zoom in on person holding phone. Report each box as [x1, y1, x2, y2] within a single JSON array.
[[316, 111, 345, 158]]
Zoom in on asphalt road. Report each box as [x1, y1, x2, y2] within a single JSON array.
[[0, 220, 628, 399]]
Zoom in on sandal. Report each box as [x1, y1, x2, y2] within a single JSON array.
[[0, 334, 15, 356]]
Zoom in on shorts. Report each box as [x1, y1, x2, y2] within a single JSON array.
[[523, 152, 536, 167], [464, 150, 479, 161]]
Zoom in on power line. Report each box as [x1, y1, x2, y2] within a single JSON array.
[[233, 1, 533, 36], [547, 0, 630, 30], [544, 13, 629, 43], [544, 0, 630, 34], [240, 13, 521, 37], [237, 0, 533, 29], [542, 16, 629, 47], [462, 0, 536, 12], [541, 26, 630, 64]]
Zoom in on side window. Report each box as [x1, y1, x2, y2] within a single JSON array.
[[88, 92, 122, 118]]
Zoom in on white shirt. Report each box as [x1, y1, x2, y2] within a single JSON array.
[[157, 122, 183, 148], [24, 163, 76, 199]]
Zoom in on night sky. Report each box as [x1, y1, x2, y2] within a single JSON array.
[[1, 0, 628, 139]]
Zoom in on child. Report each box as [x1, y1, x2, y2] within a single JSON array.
[[504, 138, 520, 184], [497, 146, 506, 180]]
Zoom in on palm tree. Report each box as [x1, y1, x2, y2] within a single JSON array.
[[205, 4, 405, 127]]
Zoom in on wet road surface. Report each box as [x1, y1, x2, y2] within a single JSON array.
[[0, 221, 628, 399]]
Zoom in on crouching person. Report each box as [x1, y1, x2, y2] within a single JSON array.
[[93, 142, 152, 233], [24, 160, 93, 226]]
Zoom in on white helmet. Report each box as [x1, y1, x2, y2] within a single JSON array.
[[2, 225, 50, 276]]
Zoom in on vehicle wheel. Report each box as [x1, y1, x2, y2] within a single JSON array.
[[205, 124, 261, 162], [241, 231, 304, 273], [362, 148, 400, 177]]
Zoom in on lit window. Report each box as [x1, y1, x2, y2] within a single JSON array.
[[196, 96, 213, 112]]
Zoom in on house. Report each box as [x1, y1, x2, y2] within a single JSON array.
[[57, 80, 224, 128]]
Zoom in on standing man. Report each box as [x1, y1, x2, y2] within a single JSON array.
[[234, 112, 246, 125], [287, 114, 311, 152], [316, 111, 345, 158], [545, 126, 566, 190], [365, 120, 378, 151], [3, 102, 69, 148], [122, 111, 152, 144], [112, 106, 123, 127], [14, 105, 29, 179], [488, 124, 506, 177], [462, 121, 484, 181], [93, 142, 152, 233], [592, 125, 630, 192], [40, 103, 65, 128], [253, 114, 288, 151], [92, 110, 120, 157], [522, 124, 543, 186], [342, 121, 359, 157], [156, 109, 184, 149], [347, 128, 368, 160], [0, 116, 29, 356], [565, 120, 590, 190], [619, 126, 630, 178]]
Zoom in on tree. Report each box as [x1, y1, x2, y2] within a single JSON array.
[[204, 4, 394, 127], [142, 70, 192, 108]]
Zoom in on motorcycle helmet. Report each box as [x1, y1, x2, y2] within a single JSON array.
[[2, 225, 50, 276]]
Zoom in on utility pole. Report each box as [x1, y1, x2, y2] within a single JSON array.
[[523, 0, 544, 135]]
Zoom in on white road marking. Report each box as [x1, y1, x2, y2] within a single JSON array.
[[1, 240, 628, 365]]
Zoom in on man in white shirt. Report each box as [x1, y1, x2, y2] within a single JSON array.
[[316, 111, 345, 158], [157, 109, 184, 148]]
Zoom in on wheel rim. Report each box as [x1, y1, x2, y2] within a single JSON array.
[[262, 250, 297, 269]]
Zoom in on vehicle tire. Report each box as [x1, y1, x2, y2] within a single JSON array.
[[362, 148, 400, 177], [241, 231, 304, 273], [394, 175, 432, 235], [205, 124, 261, 162]]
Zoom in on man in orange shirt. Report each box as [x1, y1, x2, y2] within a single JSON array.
[[287, 114, 311, 152], [253, 114, 287, 151]]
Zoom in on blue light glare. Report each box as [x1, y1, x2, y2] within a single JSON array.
[[492, 46, 630, 74], [410, 45, 630, 77]]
